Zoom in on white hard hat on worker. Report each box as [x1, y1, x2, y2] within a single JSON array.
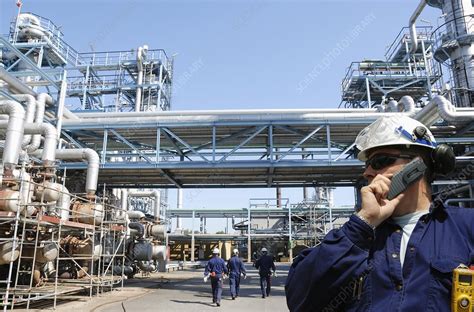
[[355, 115, 436, 161]]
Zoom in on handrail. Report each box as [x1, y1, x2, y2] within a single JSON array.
[[385, 26, 432, 61]]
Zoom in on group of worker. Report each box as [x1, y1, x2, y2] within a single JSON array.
[[204, 247, 276, 307]]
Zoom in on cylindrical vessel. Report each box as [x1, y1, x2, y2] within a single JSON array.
[[0, 241, 19, 265], [23, 243, 58, 263], [35, 181, 62, 202], [72, 202, 104, 225], [146, 224, 167, 240], [132, 241, 152, 261], [151, 245, 167, 261], [0, 189, 21, 212]]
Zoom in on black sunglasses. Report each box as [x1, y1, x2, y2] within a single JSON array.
[[365, 154, 414, 170]]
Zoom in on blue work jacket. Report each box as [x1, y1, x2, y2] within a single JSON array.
[[205, 256, 228, 277], [256, 255, 276, 277], [227, 255, 246, 277], [285, 204, 474, 312]]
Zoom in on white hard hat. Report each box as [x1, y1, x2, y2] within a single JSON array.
[[261, 248, 268, 253], [355, 115, 437, 161], [233, 248, 239, 255], [212, 248, 220, 254]]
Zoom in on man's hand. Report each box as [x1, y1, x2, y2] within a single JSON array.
[[203, 275, 209, 283], [273, 271, 277, 277], [359, 174, 405, 228]]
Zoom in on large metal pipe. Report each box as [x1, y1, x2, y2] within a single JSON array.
[[128, 190, 160, 221], [0, 121, 57, 163], [25, 93, 48, 152], [0, 100, 25, 167], [75, 107, 399, 119], [176, 188, 183, 229], [127, 210, 146, 219], [135, 45, 148, 112], [64, 111, 419, 128], [129, 222, 145, 238], [34, 148, 99, 196], [56, 184, 71, 220], [56, 149, 99, 196], [10, 94, 36, 147], [398, 95, 415, 112], [409, 0, 428, 54], [414, 95, 474, 125], [0, 68, 78, 120]]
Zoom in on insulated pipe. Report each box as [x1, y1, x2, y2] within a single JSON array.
[[127, 190, 160, 221], [127, 210, 146, 219], [75, 108, 387, 119], [409, 0, 428, 54], [176, 188, 183, 229], [135, 47, 143, 112], [64, 111, 419, 127], [138, 261, 156, 272], [0, 100, 25, 166], [11, 94, 36, 147], [129, 222, 145, 238], [24, 123, 57, 161], [56, 184, 71, 220], [0, 68, 78, 120], [56, 149, 99, 196], [398, 96, 415, 113], [34, 148, 99, 196], [432, 95, 474, 122], [0, 122, 57, 163], [387, 100, 398, 112], [25, 93, 48, 152]]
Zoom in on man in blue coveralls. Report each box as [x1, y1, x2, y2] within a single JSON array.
[[255, 247, 276, 298], [285, 115, 474, 311], [227, 248, 246, 299], [204, 248, 228, 307]]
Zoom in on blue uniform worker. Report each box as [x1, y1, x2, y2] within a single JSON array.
[[255, 248, 276, 298], [227, 249, 246, 299], [204, 248, 228, 307], [285, 115, 474, 312]]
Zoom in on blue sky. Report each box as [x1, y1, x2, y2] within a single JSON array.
[[1, 0, 441, 232]]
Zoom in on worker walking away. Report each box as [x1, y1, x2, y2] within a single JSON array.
[[255, 247, 276, 298], [204, 248, 228, 307], [227, 248, 246, 300]]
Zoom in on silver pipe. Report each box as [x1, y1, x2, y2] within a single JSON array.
[[64, 111, 419, 127], [135, 46, 148, 112], [0, 100, 25, 166], [127, 210, 146, 219], [75, 108, 386, 119], [431, 95, 474, 123], [56, 184, 71, 220], [0, 68, 78, 120], [398, 95, 415, 113], [23, 123, 57, 162], [0, 67, 36, 96], [34, 148, 99, 196], [11, 94, 36, 147], [25, 93, 48, 153], [128, 190, 160, 221], [57, 149, 99, 196], [409, 0, 427, 54], [0, 121, 57, 163], [387, 100, 398, 112]]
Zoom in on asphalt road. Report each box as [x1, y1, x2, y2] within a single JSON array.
[[97, 263, 290, 312]]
